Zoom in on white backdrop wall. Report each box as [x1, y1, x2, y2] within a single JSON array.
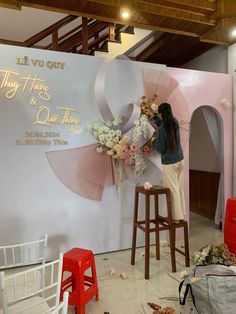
[[0, 45, 165, 259], [0, 44, 233, 260]]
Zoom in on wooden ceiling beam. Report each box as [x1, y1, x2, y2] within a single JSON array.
[[12, 0, 216, 26], [145, 0, 216, 12], [0, 0, 21, 9], [88, 0, 216, 25], [90, 0, 211, 17]]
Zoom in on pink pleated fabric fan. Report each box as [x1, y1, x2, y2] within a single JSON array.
[[46, 143, 115, 201], [46, 68, 190, 201], [142, 69, 190, 150]]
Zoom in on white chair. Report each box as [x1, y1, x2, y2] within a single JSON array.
[[0, 253, 63, 314], [0, 234, 48, 270], [51, 291, 68, 314]]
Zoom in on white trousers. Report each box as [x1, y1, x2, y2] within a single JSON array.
[[162, 160, 185, 220]]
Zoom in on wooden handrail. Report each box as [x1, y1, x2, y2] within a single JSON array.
[[24, 15, 78, 47], [0, 14, 127, 57], [58, 20, 109, 52], [0, 38, 26, 46], [43, 18, 95, 50], [77, 32, 110, 54]]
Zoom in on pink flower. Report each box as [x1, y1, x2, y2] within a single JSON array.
[[144, 181, 152, 190], [142, 145, 152, 156], [124, 149, 132, 159], [143, 145, 150, 153], [151, 103, 158, 111], [130, 143, 137, 152]]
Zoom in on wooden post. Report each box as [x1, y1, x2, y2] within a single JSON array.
[[52, 30, 58, 50], [109, 24, 115, 41], [82, 17, 88, 54]]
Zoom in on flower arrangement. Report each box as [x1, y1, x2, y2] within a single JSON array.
[[193, 243, 236, 266], [87, 95, 158, 185], [140, 94, 158, 119]]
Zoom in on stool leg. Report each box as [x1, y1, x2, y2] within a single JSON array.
[[77, 280, 86, 314], [145, 194, 150, 279], [91, 256, 99, 300], [169, 225, 176, 272], [184, 221, 190, 267], [154, 194, 160, 260], [166, 190, 176, 272], [131, 190, 139, 265]]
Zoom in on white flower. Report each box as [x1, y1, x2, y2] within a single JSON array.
[[103, 126, 110, 132], [191, 277, 198, 283], [106, 141, 114, 148], [106, 134, 113, 141], [87, 124, 92, 131], [98, 127, 104, 134], [92, 131, 98, 137], [92, 123, 99, 130], [106, 121, 113, 127], [113, 115, 122, 125], [116, 130, 122, 137], [96, 146, 103, 153], [151, 103, 158, 111], [144, 181, 152, 190], [180, 270, 188, 278], [98, 134, 105, 141]]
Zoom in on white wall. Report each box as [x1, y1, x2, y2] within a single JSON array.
[[228, 44, 236, 194], [183, 46, 228, 74], [182, 46, 229, 177]]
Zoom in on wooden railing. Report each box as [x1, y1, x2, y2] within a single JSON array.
[[0, 15, 134, 55]]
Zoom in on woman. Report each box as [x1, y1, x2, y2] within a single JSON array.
[[153, 102, 185, 222]]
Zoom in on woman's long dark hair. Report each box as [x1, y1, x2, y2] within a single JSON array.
[[158, 102, 178, 149]]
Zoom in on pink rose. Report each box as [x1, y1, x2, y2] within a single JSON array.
[[144, 181, 152, 190], [151, 103, 158, 111], [130, 143, 137, 152]]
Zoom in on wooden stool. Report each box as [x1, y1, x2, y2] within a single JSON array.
[[131, 185, 190, 279]]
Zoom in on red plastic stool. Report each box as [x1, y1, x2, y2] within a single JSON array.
[[60, 248, 99, 314], [224, 198, 236, 255]]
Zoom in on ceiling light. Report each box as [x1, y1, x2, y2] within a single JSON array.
[[231, 29, 236, 38], [120, 9, 130, 19]]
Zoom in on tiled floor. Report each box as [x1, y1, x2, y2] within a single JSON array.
[[68, 212, 223, 314]]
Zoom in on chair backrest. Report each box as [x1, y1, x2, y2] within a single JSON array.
[[0, 234, 48, 270], [0, 253, 63, 314], [51, 291, 68, 314]]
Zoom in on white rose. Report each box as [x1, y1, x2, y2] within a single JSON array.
[[106, 141, 114, 148], [86, 124, 92, 131], [96, 146, 103, 153], [93, 123, 99, 130], [180, 270, 188, 278], [106, 121, 113, 127], [116, 130, 122, 137]]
